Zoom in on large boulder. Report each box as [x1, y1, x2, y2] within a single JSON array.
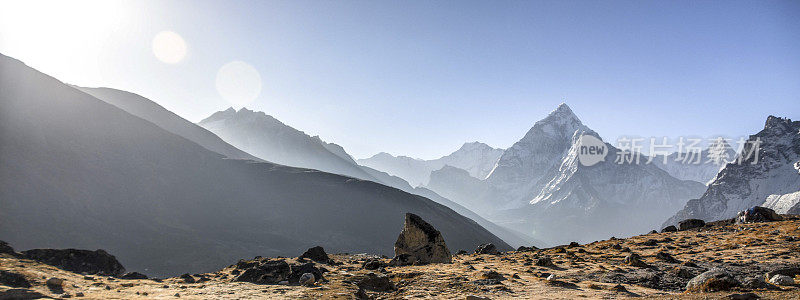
[[21, 248, 125, 276], [678, 219, 706, 231], [685, 268, 740, 292], [737, 206, 783, 223], [391, 213, 451, 266], [298, 246, 330, 264]]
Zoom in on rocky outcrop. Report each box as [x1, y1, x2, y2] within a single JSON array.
[[21, 248, 125, 276], [392, 213, 451, 265], [737, 206, 783, 223], [665, 116, 800, 227]]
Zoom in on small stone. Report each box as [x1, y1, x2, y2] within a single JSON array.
[[46, 277, 65, 288], [725, 293, 760, 300], [624, 253, 649, 268], [479, 271, 505, 281], [661, 225, 678, 233], [610, 284, 627, 292], [465, 296, 491, 300], [769, 274, 794, 286], [299, 273, 315, 286], [534, 257, 555, 268]]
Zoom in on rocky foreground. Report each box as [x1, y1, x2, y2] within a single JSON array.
[[2, 214, 800, 299]]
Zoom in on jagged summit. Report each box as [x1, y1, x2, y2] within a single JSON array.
[[764, 115, 799, 133]]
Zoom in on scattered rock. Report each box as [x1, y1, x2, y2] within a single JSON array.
[[742, 276, 771, 290], [769, 274, 794, 286], [655, 251, 679, 263], [22, 248, 125, 276], [355, 272, 395, 292], [362, 259, 385, 270], [179, 273, 196, 283], [685, 268, 740, 292], [299, 273, 315, 286], [475, 243, 498, 255], [678, 219, 706, 231], [479, 271, 505, 281], [641, 239, 658, 246], [233, 260, 291, 284], [725, 293, 760, 300], [120, 272, 148, 280], [287, 263, 325, 284], [568, 242, 580, 248], [0, 270, 31, 288], [389, 254, 416, 266], [46, 277, 65, 287], [661, 225, 678, 233], [299, 246, 330, 264], [354, 288, 369, 300], [765, 267, 800, 279], [516, 246, 537, 252], [534, 257, 555, 268], [624, 253, 649, 268], [465, 296, 491, 300], [737, 206, 783, 223], [610, 284, 628, 292], [392, 213, 452, 265], [0, 289, 48, 299], [648, 230, 658, 234]]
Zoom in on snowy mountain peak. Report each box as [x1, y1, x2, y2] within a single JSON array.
[[458, 141, 494, 151], [519, 103, 586, 142]]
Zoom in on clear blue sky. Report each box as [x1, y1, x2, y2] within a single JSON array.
[[1, 0, 798, 159]]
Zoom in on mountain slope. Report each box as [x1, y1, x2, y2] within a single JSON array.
[[197, 107, 530, 248], [75, 86, 259, 161], [198, 108, 376, 181], [664, 116, 800, 226], [357, 142, 503, 187], [0, 53, 509, 277]]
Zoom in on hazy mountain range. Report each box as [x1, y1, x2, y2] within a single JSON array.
[[357, 142, 504, 187], [0, 53, 511, 277], [196, 106, 538, 248], [2, 49, 797, 277]]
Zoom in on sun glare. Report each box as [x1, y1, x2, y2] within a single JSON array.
[[152, 31, 188, 64], [216, 61, 262, 108]]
